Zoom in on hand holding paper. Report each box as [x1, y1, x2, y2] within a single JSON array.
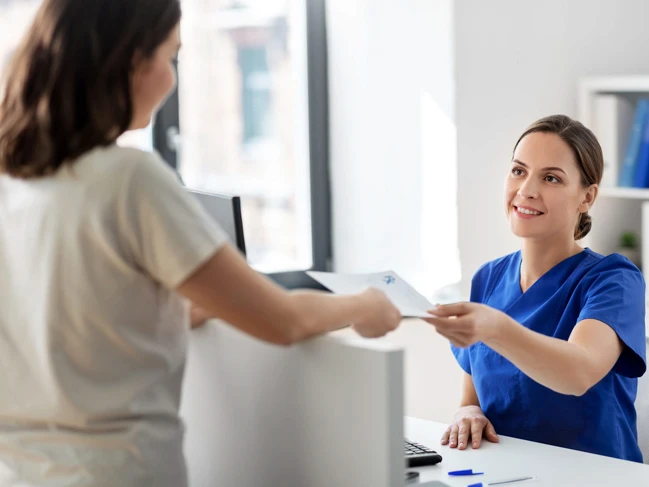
[[307, 270, 435, 318]]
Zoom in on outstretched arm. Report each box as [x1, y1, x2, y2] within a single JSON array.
[[426, 303, 623, 396], [178, 245, 402, 344]]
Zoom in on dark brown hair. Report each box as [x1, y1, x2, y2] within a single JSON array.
[[0, 0, 181, 178], [513, 115, 603, 240]]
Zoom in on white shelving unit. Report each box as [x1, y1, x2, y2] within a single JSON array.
[[578, 76, 649, 270], [580, 77, 649, 337], [599, 187, 649, 200], [578, 76, 649, 125]]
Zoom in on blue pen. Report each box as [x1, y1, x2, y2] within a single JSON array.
[[448, 469, 484, 476]]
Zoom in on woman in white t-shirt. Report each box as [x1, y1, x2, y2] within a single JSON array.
[[0, 1, 403, 486]]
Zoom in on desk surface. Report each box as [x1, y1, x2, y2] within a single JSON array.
[[406, 417, 649, 486]]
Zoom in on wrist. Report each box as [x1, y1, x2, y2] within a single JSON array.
[[454, 405, 484, 422], [485, 313, 518, 348], [458, 404, 482, 412], [351, 291, 369, 322]]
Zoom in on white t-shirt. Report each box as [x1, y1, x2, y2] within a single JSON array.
[[0, 145, 228, 487]]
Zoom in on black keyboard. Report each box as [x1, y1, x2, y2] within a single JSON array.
[[405, 439, 443, 467]]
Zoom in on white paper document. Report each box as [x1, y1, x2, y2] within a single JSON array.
[[307, 270, 435, 318]]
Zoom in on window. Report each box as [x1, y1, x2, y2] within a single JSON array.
[[0, 1, 40, 76], [1, 0, 332, 288], [161, 0, 330, 285]]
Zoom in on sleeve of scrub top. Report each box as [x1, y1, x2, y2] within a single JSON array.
[[577, 257, 646, 378], [119, 150, 230, 290], [451, 263, 493, 374]]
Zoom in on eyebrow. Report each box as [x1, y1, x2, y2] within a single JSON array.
[[512, 159, 567, 175]]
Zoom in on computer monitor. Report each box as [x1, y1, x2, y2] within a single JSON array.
[[187, 189, 247, 257], [187, 188, 328, 290]]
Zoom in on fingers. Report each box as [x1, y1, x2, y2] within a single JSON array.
[[457, 419, 470, 450], [433, 327, 466, 348], [428, 315, 473, 332], [425, 316, 460, 330], [391, 307, 403, 329], [445, 411, 497, 452], [484, 420, 499, 443], [440, 427, 451, 445], [470, 417, 484, 449], [426, 316, 474, 348], [190, 305, 211, 329], [448, 423, 459, 448], [427, 302, 471, 317]]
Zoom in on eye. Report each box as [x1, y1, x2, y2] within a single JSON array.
[[545, 174, 561, 183], [511, 167, 524, 176]]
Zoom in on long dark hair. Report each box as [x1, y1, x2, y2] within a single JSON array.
[[0, 0, 181, 179], [513, 115, 603, 240]]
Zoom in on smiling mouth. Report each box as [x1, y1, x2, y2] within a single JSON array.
[[514, 206, 544, 216]]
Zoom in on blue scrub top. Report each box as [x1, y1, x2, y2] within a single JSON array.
[[452, 248, 646, 462]]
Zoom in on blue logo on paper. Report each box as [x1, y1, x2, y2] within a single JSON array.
[[383, 275, 396, 285]]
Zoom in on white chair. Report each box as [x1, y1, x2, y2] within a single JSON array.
[[636, 337, 649, 463]]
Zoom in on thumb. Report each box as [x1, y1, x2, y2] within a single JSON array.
[[485, 421, 499, 443], [190, 305, 211, 329]]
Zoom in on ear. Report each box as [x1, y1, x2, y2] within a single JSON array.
[[131, 49, 145, 70], [579, 184, 598, 213], [131, 50, 148, 81], [130, 50, 148, 94]]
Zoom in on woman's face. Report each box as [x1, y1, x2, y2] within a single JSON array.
[[504, 131, 596, 241], [129, 24, 180, 130]]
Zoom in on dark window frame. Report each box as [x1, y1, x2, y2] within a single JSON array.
[[154, 0, 331, 290]]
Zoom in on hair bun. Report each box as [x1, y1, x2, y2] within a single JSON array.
[[575, 213, 592, 240]]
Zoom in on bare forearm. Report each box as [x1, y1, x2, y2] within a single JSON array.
[[179, 246, 398, 345], [285, 290, 366, 341], [486, 318, 594, 396], [459, 372, 480, 407]]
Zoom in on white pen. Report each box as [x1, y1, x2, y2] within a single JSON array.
[[490, 476, 536, 486], [469, 477, 536, 487]]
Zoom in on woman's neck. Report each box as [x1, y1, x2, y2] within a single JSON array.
[[519, 236, 583, 292]]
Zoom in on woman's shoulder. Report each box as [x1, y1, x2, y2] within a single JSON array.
[[473, 251, 520, 280], [68, 144, 174, 186], [582, 248, 643, 277], [576, 248, 645, 296], [74, 144, 162, 172]]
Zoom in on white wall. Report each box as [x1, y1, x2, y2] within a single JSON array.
[[456, 0, 649, 294], [326, 0, 464, 424], [326, 0, 459, 297], [327, 0, 649, 424]]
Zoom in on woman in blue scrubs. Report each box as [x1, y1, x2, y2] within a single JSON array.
[[426, 115, 646, 462]]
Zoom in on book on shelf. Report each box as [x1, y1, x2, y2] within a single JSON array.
[[592, 94, 634, 188], [619, 99, 649, 188], [633, 108, 649, 188]]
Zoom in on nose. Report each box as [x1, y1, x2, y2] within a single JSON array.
[[517, 177, 539, 199]]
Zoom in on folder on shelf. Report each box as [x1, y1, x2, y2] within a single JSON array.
[[619, 99, 649, 187], [633, 109, 649, 188]]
